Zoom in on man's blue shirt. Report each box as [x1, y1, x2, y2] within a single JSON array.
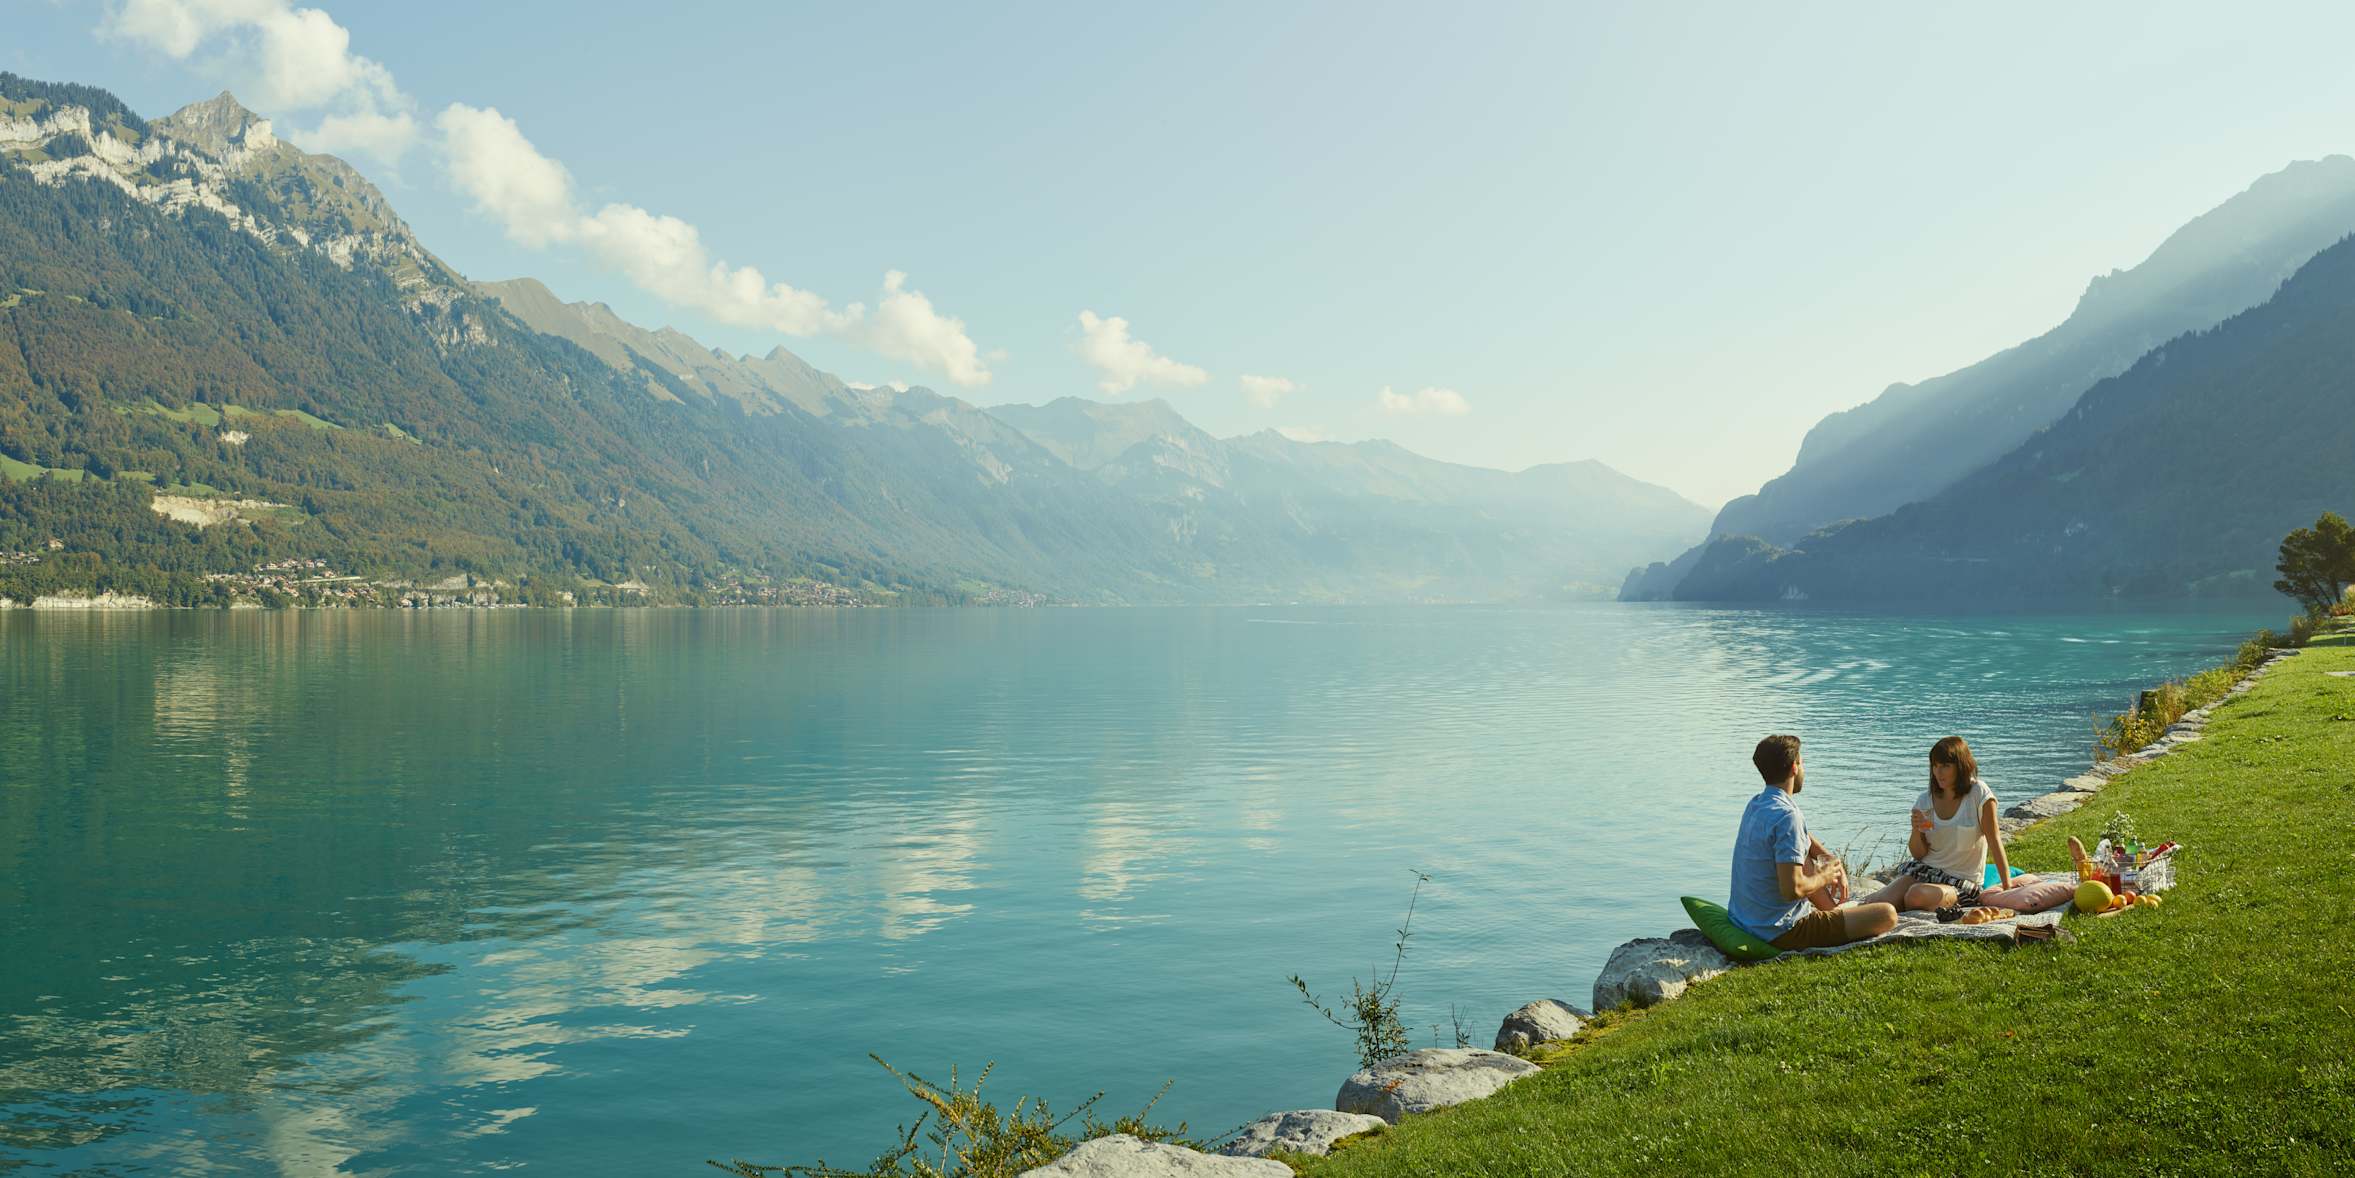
[[1729, 785, 1810, 939]]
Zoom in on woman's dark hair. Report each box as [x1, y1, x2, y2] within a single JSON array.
[[1928, 735, 1978, 797]]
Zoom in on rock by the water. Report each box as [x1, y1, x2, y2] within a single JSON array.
[[2005, 791, 2086, 820], [1022, 1134, 1289, 1176], [1334, 1048, 1541, 1124], [1592, 928, 1731, 1010], [1493, 998, 1589, 1052], [1997, 816, 2035, 837], [1218, 1110, 1386, 1158], [2059, 774, 2108, 794]]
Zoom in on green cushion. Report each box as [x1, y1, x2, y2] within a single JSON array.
[[1681, 895, 1783, 962]]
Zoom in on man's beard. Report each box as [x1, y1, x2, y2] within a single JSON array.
[[1789, 767, 1804, 794]]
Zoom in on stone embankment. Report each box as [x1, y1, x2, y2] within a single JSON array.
[[1013, 647, 2300, 1175], [1993, 648, 2293, 833]]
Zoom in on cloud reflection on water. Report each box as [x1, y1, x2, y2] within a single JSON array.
[[0, 605, 2275, 1172]]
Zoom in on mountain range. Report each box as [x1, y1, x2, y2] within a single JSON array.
[[0, 74, 1707, 605], [1624, 155, 2355, 604]]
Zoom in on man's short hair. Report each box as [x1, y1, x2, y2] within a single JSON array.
[[1753, 734, 1802, 784]]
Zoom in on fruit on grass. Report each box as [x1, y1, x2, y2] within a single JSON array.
[[2075, 880, 2116, 913]]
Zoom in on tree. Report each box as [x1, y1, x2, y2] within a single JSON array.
[[2274, 511, 2355, 611]]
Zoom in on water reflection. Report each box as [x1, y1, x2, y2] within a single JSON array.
[[0, 605, 2274, 1172]]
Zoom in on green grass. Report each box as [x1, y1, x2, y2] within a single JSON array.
[[0, 454, 84, 482], [1307, 629, 2355, 1177], [143, 401, 224, 427], [134, 400, 349, 432], [222, 403, 342, 431]]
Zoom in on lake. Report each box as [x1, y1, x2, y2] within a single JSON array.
[[0, 604, 2276, 1173]]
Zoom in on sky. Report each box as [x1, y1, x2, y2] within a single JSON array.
[[16, 1, 2355, 507]]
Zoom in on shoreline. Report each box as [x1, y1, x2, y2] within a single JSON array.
[[1282, 618, 2352, 1175], [979, 617, 2345, 1174]]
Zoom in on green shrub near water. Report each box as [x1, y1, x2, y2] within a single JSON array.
[[709, 1057, 1190, 1178], [2286, 608, 2324, 648]]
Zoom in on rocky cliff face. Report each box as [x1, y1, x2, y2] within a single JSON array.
[[3, 89, 463, 308]]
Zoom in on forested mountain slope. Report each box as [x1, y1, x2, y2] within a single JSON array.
[[1670, 231, 2355, 603], [2, 75, 1706, 605], [1627, 155, 2355, 600]]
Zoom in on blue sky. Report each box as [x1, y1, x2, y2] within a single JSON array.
[[17, 1, 2355, 505]]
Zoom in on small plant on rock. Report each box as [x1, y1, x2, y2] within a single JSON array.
[[1290, 869, 1430, 1070], [709, 1056, 1187, 1178]]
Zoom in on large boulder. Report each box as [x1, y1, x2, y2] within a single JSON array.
[[1493, 999, 1589, 1052], [2059, 774, 2108, 794], [1591, 928, 1730, 1010], [1218, 1110, 1386, 1158], [2005, 791, 2086, 821], [1334, 1048, 1540, 1123], [1021, 1134, 1289, 1176]]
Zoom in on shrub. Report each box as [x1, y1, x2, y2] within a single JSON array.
[[2287, 610, 2324, 648], [2235, 631, 2278, 671], [708, 1057, 1188, 1178], [1291, 870, 1430, 1070], [2183, 667, 2240, 711]]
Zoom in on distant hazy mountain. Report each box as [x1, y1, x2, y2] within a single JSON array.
[[0, 73, 1703, 604], [1671, 229, 2355, 603], [1628, 154, 2355, 600], [984, 399, 1711, 598], [485, 282, 1712, 601]]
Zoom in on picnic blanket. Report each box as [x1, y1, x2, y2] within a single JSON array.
[[1783, 860, 2176, 958], [1784, 906, 2065, 957]]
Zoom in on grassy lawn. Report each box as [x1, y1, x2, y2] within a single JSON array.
[[222, 403, 342, 431], [0, 454, 84, 482], [1308, 629, 2355, 1177]]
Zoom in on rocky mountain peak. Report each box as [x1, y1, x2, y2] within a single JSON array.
[[154, 91, 274, 155], [1, 75, 465, 310]]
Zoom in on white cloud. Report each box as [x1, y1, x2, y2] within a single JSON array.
[[303, 108, 419, 162], [434, 104, 577, 246], [1239, 374, 1297, 409], [102, 5, 993, 384], [1376, 385, 1471, 416], [102, 0, 419, 162], [575, 202, 860, 337], [436, 106, 990, 381], [1075, 311, 1208, 395], [1275, 425, 1330, 443], [860, 270, 990, 386]]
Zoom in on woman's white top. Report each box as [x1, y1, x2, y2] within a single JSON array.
[[1914, 778, 1995, 881]]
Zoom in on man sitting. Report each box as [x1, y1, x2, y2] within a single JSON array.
[[1729, 734, 1899, 950]]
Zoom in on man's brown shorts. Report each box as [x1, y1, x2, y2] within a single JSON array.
[[1770, 907, 1853, 950]]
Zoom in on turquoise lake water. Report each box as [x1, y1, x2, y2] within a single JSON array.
[[0, 604, 2277, 1173]]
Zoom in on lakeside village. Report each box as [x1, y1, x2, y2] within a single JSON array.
[[0, 549, 1045, 610]]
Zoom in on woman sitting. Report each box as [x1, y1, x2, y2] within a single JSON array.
[[1860, 735, 2032, 911]]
